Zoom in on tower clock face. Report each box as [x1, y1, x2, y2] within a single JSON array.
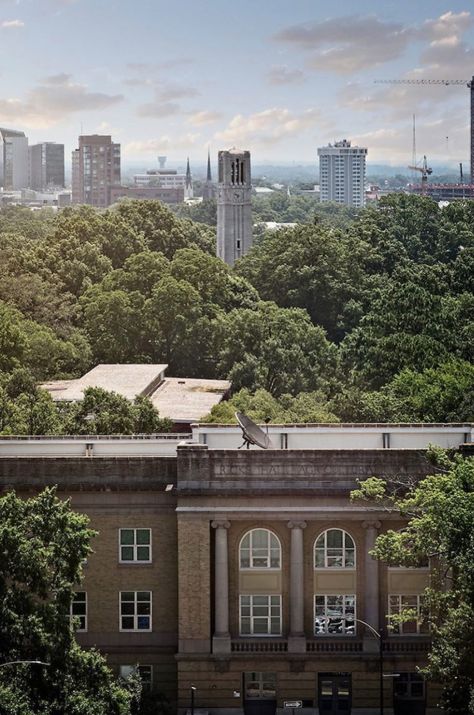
[[233, 191, 242, 200]]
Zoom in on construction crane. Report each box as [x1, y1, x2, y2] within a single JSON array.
[[407, 155, 433, 194], [375, 77, 474, 183]]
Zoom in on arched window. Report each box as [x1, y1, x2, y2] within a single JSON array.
[[240, 529, 281, 569], [314, 529, 356, 568]]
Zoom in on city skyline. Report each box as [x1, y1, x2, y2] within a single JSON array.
[[1, 0, 474, 165]]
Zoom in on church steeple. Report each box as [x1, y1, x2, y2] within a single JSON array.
[[184, 157, 193, 199], [206, 148, 212, 182]]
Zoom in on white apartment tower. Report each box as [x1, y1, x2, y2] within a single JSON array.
[[0, 128, 29, 190], [318, 139, 367, 208]]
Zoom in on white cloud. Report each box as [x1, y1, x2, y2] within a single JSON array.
[[188, 110, 222, 126], [274, 15, 414, 73], [0, 74, 123, 128], [1, 18, 23, 27], [266, 65, 306, 85], [214, 107, 323, 148], [123, 133, 200, 157]]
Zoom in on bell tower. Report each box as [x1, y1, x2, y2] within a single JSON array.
[[216, 148, 252, 266]]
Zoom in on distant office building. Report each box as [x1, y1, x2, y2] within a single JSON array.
[[134, 168, 186, 189], [318, 139, 367, 208], [71, 135, 121, 207], [29, 142, 65, 191], [217, 148, 252, 267], [0, 127, 29, 190], [202, 148, 214, 200]]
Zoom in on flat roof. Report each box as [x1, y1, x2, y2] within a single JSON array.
[[42, 364, 167, 402], [151, 377, 231, 422]]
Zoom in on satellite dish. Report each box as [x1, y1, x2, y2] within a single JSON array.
[[235, 412, 273, 450]]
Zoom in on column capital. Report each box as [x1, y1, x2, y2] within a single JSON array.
[[211, 519, 231, 530], [287, 520, 307, 530], [362, 520, 381, 530]]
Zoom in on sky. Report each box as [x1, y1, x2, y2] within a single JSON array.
[[1, 0, 474, 168]]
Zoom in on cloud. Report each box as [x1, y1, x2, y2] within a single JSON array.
[[123, 133, 200, 157], [137, 101, 181, 118], [214, 107, 323, 148], [274, 15, 414, 73], [0, 74, 123, 128], [1, 18, 24, 27], [266, 65, 306, 85], [188, 110, 222, 126]]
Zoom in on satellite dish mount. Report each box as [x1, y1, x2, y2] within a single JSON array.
[[235, 412, 273, 450]]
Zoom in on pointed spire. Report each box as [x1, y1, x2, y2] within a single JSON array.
[[206, 148, 212, 182], [185, 157, 192, 188]]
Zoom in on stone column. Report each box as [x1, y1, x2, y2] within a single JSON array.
[[288, 521, 307, 653], [362, 520, 381, 652], [211, 520, 231, 654]]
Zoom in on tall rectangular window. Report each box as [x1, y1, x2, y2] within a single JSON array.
[[120, 665, 153, 691], [70, 592, 87, 632], [119, 529, 151, 563], [240, 595, 281, 635], [388, 595, 429, 634], [314, 595, 356, 635], [120, 591, 152, 631]]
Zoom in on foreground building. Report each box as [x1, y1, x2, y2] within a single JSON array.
[[72, 134, 121, 207], [318, 140, 367, 208], [1, 423, 472, 715]]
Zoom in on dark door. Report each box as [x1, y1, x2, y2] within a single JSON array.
[[243, 672, 277, 715], [393, 673, 426, 715], [318, 673, 351, 714]]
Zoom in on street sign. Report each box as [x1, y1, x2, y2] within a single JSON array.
[[284, 702, 302, 709]]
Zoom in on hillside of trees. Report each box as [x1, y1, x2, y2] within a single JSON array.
[[0, 194, 473, 433]]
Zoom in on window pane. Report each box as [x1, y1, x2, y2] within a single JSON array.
[[121, 546, 134, 561], [121, 530, 134, 545], [136, 529, 150, 545], [327, 530, 343, 548], [137, 592, 150, 602], [121, 616, 134, 629], [137, 616, 150, 629], [253, 530, 267, 547], [121, 603, 135, 615], [137, 546, 150, 561], [121, 592, 134, 602]]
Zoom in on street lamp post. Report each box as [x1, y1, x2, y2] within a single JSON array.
[[190, 685, 196, 715], [351, 618, 384, 715], [0, 660, 49, 669]]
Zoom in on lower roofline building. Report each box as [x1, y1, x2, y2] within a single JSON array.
[[1, 423, 472, 714]]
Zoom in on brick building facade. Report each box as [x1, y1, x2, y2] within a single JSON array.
[[1, 427, 467, 714]]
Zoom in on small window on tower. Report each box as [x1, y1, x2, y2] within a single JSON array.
[[240, 161, 244, 184], [236, 240, 241, 249]]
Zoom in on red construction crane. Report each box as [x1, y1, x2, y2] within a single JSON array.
[[407, 155, 433, 194], [375, 77, 474, 183]]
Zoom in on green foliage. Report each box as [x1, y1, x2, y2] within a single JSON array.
[[352, 455, 474, 714], [0, 488, 139, 715], [203, 387, 338, 423]]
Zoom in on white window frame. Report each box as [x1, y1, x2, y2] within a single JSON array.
[[119, 591, 152, 632], [70, 591, 87, 632], [239, 595, 282, 636], [120, 664, 153, 691], [314, 529, 356, 569], [388, 595, 429, 635], [239, 529, 281, 570], [314, 594, 356, 636], [119, 528, 152, 564]]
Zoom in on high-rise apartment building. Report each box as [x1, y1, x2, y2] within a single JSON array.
[[0, 127, 29, 190], [29, 142, 65, 191], [318, 139, 367, 208], [217, 149, 252, 266], [71, 135, 121, 207]]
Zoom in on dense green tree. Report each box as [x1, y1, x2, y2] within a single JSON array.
[[352, 451, 474, 714], [0, 487, 139, 715], [218, 302, 336, 396], [62, 387, 172, 435]]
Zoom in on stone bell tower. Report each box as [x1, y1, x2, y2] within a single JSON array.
[[216, 148, 252, 266]]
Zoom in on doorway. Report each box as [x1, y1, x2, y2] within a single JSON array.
[[393, 673, 426, 715], [243, 672, 277, 715], [318, 673, 351, 714]]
